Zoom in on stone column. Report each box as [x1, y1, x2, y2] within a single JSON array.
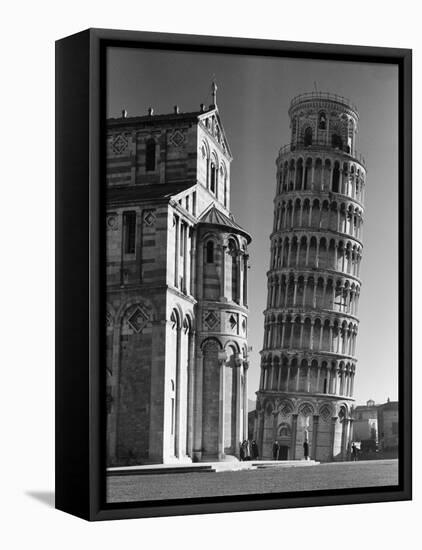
[[183, 222, 188, 293], [281, 321, 286, 348], [243, 254, 249, 307], [273, 410, 279, 442], [175, 325, 182, 458], [186, 330, 196, 457], [237, 253, 243, 305], [287, 241, 292, 267], [286, 365, 291, 392], [311, 415, 319, 459], [277, 362, 282, 391], [293, 277, 298, 305], [329, 416, 337, 461], [257, 410, 265, 458], [108, 323, 123, 464], [310, 320, 315, 350], [218, 352, 227, 459], [311, 160, 315, 190], [197, 242, 204, 300], [291, 414, 298, 460], [190, 228, 196, 296], [192, 348, 204, 460], [269, 359, 275, 390], [340, 418, 348, 460], [234, 357, 242, 456], [220, 245, 227, 301], [299, 321, 304, 349], [333, 365, 338, 394], [175, 215, 180, 287], [319, 323, 324, 351], [259, 363, 265, 390], [243, 361, 249, 441], [327, 365, 332, 394], [316, 365, 321, 393]]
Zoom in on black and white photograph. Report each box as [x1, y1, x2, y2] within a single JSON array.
[[3, 0, 420, 545], [104, 45, 402, 504]]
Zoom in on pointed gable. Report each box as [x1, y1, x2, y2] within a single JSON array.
[[198, 108, 232, 159]]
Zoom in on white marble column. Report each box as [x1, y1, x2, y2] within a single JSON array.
[[242, 361, 249, 441], [218, 352, 227, 459]]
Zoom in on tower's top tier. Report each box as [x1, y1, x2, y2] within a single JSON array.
[[288, 92, 360, 157]]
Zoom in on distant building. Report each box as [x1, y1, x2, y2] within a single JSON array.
[[377, 399, 399, 453], [352, 399, 378, 452]]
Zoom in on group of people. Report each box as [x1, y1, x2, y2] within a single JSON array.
[[239, 440, 259, 461]]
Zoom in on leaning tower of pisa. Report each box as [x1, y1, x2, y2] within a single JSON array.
[[255, 92, 366, 462]]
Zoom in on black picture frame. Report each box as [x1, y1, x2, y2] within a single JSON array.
[[55, 28, 412, 521]]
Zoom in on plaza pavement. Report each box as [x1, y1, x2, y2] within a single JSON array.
[[107, 458, 398, 503]]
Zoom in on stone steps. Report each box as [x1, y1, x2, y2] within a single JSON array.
[[107, 459, 320, 477], [107, 464, 215, 476], [255, 460, 319, 469]]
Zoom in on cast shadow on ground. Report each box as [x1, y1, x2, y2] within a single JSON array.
[[26, 491, 55, 508]]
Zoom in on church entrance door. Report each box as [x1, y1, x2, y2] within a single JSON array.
[[278, 445, 289, 460]]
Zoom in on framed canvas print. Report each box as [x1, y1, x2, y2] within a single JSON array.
[[55, 28, 412, 521]]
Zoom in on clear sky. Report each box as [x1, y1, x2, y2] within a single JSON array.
[[107, 47, 398, 407]]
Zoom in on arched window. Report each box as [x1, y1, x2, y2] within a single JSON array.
[[220, 163, 227, 207], [145, 138, 156, 171], [210, 161, 217, 193], [332, 161, 340, 193], [332, 134, 343, 150], [228, 240, 238, 302], [318, 111, 326, 130], [206, 241, 214, 263], [304, 127, 313, 147]]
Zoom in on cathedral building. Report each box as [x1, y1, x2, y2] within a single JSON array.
[[105, 86, 251, 467], [255, 92, 366, 462]]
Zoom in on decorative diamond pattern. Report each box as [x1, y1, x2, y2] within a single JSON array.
[[280, 403, 293, 417], [128, 306, 149, 333], [143, 211, 155, 226], [320, 405, 332, 422], [229, 314, 237, 330], [112, 133, 128, 154], [204, 311, 218, 330], [169, 129, 185, 147], [299, 404, 313, 418]]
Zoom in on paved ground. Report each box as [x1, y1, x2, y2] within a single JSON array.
[[107, 459, 398, 503]]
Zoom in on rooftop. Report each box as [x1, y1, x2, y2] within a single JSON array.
[[289, 92, 359, 117], [199, 204, 251, 243], [106, 182, 196, 204]]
